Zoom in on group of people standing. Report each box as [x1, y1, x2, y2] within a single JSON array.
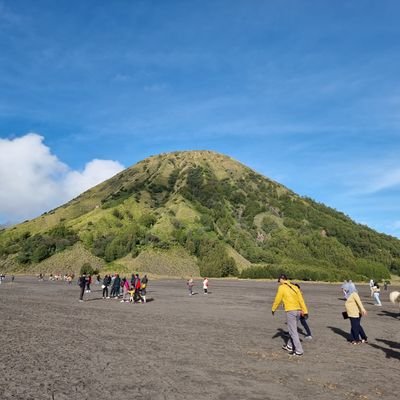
[[78, 273, 148, 303]]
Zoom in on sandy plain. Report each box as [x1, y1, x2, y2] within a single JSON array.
[[0, 276, 399, 400]]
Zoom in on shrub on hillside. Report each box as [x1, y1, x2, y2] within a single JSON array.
[[80, 262, 96, 276]]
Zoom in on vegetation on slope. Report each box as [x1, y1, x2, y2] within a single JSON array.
[[0, 150, 399, 281]]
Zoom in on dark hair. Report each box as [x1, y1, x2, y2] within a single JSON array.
[[278, 274, 288, 281]]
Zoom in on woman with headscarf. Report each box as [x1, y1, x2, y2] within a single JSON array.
[[344, 285, 368, 344]]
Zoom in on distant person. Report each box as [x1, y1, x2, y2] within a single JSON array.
[[187, 277, 194, 296], [112, 274, 121, 298], [141, 279, 147, 303], [134, 274, 143, 303], [121, 278, 130, 303], [372, 282, 382, 306], [369, 279, 374, 297], [383, 281, 388, 291], [344, 285, 368, 344], [293, 283, 313, 340], [203, 277, 209, 294], [102, 274, 111, 299], [11, 275, 15, 283], [78, 274, 86, 302], [85, 275, 92, 293], [272, 274, 308, 357]]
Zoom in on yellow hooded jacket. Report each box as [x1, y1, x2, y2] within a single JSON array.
[[271, 281, 308, 313]]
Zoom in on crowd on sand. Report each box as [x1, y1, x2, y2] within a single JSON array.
[[3, 269, 397, 359], [78, 273, 149, 304]]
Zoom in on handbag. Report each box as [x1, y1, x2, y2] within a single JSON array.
[[342, 311, 348, 319]]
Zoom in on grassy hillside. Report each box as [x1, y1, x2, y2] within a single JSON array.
[[1, 150, 399, 281]]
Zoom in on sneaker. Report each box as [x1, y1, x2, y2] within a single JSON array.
[[79, 299, 84, 302], [282, 344, 293, 352], [304, 335, 313, 340], [361, 339, 368, 344], [351, 340, 361, 345], [291, 351, 303, 357]]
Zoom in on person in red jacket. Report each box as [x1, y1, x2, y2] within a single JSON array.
[[134, 274, 143, 303]]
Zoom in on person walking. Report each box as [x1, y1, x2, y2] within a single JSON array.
[[344, 285, 368, 344], [372, 282, 382, 306], [134, 274, 143, 303], [272, 274, 308, 357], [121, 277, 130, 303], [187, 277, 194, 296], [86, 275, 92, 293], [112, 274, 121, 298], [203, 277, 209, 294], [102, 274, 111, 299], [369, 279, 374, 297], [78, 274, 86, 302], [293, 283, 313, 340]]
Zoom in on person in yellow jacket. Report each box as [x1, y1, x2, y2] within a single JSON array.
[[272, 274, 308, 356]]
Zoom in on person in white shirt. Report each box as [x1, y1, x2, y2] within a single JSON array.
[[203, 278, 209, 294]]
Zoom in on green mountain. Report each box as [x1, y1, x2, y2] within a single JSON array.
[[1, 150, 399, 281]]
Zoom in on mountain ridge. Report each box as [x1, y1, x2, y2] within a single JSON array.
[[1, 150, 399, 281]]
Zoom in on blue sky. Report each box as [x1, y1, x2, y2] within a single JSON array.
[[1, 0, 400, 237]]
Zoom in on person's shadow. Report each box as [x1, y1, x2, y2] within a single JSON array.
[[377, 310, 400, 319], [327, 326, 351, 341], [272, 328, 289, 340], [369, 343, 400, 360], [375, 338, 400, 350]]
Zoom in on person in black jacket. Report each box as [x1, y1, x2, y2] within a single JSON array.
[[78, 274, 86, 302], [102, 274, 111, 299], [112, 274, 121, 298]]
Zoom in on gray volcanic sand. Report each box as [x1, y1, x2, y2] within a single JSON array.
[[0, 277, 399, 400]]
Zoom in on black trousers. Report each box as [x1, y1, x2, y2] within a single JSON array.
[[79, 286, 85, 300]]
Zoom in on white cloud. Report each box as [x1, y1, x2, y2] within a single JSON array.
[[63, 159, 124, 199], [0, 133, 124, 224], [366, 168, 400, 193]]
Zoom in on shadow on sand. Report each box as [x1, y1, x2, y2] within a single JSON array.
[[327, 326, 351, 341], [377, 310, 400, 319], [375, 338, 400, 350], [369, 343, 400, 360], [272, 328, 289, 341]]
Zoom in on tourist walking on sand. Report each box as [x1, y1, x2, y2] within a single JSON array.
[[203, 277, 209, 294], [369, 279, 374, 297], [134, 274, 143, 303], [187, 277, 194, 295], [344, 285, 368, 344], [121, 277, 130, 303], [78, 274, 86, 302], [85, 275, 92, 293], [293, 283, 313, 340], [271, 274, 308, 356], [102, 274, 111, 299], [372, 282, 382, 306], [112, 274, 121, 298]]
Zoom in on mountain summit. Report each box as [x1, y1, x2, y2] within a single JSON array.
[[1, 150, 399, 281]]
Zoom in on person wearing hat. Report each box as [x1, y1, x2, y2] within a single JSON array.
[[271, 274, 308, 356]]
